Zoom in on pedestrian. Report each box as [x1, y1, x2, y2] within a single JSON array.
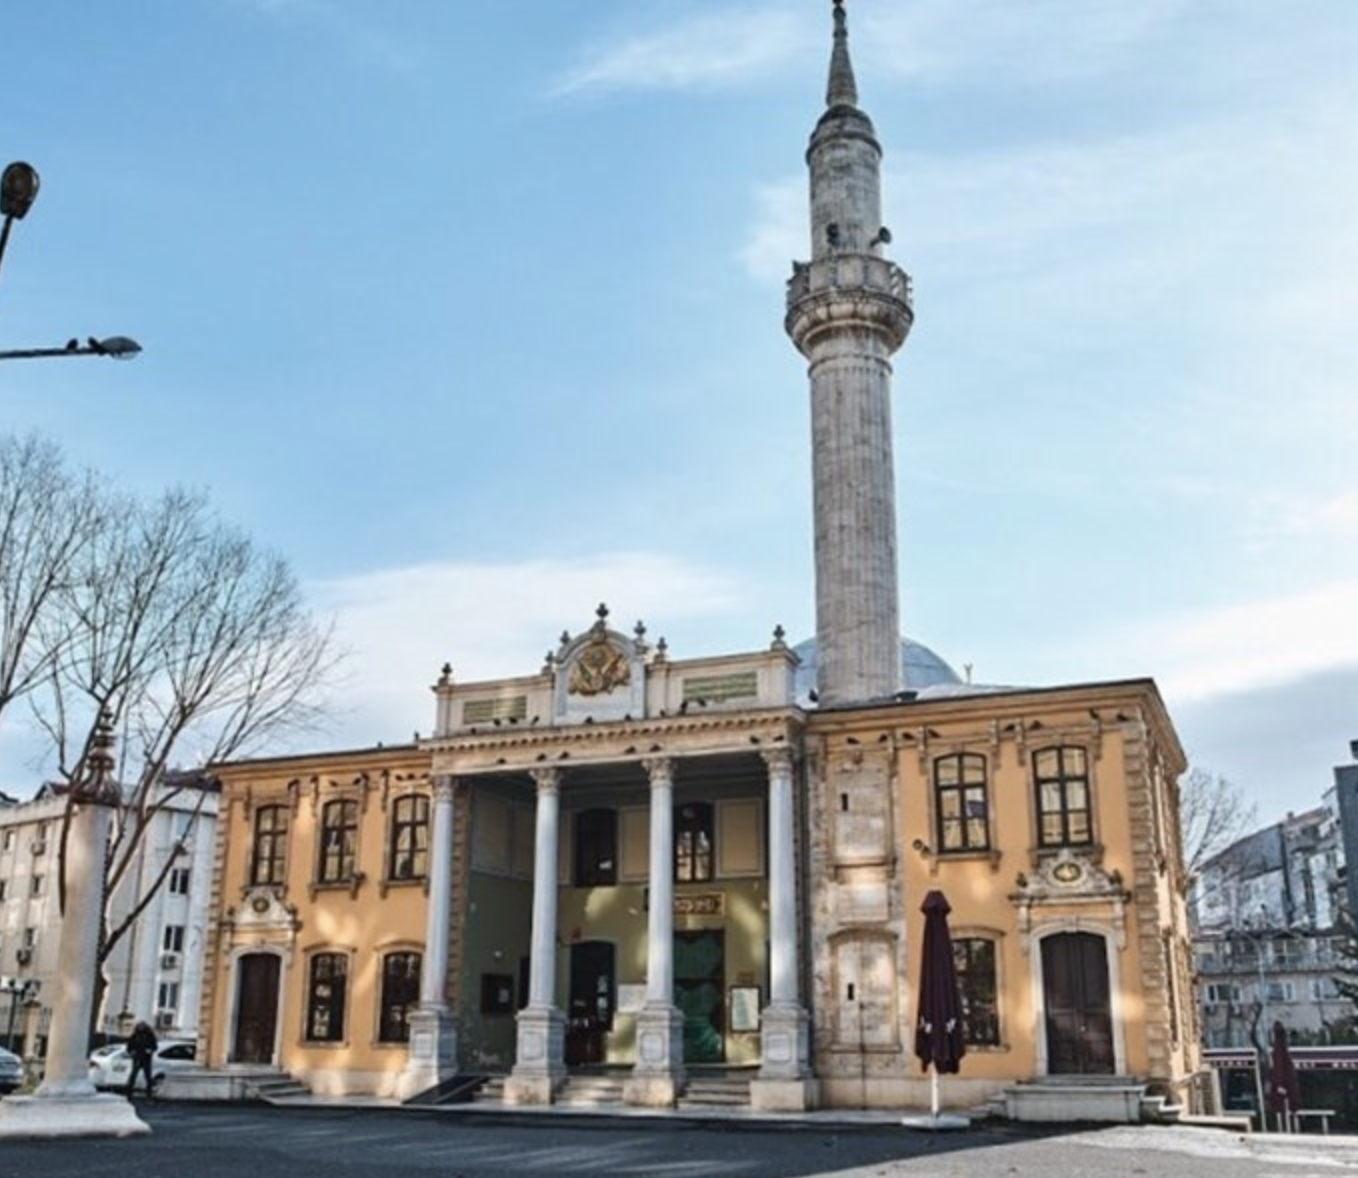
[[125, 1019, 158, 1099]]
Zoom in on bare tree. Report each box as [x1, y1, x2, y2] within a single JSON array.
[[1179, 765, 1256, 880], [0, 435, 103, 730], [1, 437, 339, 1028]]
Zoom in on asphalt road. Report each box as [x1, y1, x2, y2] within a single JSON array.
[[0, 1102, 1351, 1178]]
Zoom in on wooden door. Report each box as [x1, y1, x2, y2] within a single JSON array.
[[566, 941, 615, 1066], [674, 930, 725, 1063], [1042, 932, 1114, 1074], [232, 953, 281, 1064]]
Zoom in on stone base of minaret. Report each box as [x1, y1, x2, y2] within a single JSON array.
[[750, 1003, 819, 1111], [0, 1092, 149, 1140], [503, 1006, 566, 1105], [395, 1006, 459, 1101], [623, 1003, 686, 1108]]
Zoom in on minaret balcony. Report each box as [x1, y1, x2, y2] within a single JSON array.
[[785, 253, 913, 355]]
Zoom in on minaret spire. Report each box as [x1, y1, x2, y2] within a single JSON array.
[[787, 0, 914, 706], [826, 1, 858, 109]]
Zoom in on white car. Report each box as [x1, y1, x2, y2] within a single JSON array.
[[88, 1038, 196, 1092], [0, 1046, 23, 1093]]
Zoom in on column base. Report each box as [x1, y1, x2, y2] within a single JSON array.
[[503, 1006, 566, 1106], [756, 1003, 813, 1082], [396, 1006, 460, 1101], [0, 1093, 150, 1139], [624, 1003, 686, 1108]]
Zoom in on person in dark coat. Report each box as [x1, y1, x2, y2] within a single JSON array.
[[126, 1020, 158, 1098]]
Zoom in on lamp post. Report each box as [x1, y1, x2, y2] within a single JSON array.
[[0, 712, 149, 1139], [0, 158, 141, 362]]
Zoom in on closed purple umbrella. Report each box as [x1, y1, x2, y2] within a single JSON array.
[[914, 890, 967, 1120], [1266, 1021, 1301, 1131]]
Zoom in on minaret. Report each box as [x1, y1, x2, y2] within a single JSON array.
[[787, 0, 913, 707]]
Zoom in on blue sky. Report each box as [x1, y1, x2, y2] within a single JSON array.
[[1, 1, 1354, 825]]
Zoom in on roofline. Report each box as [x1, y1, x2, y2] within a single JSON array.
[[209, 741, 423, 775]]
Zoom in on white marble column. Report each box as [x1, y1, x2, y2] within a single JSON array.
[[751, 747, 818, 1111], [505, 768, 566, 1105], [397, 775, 459, 1100], [625, 757, 686, 1108], [0, 714, 148, 1138]]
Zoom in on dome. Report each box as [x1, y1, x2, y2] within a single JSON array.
[[792, 637, 962, 706]]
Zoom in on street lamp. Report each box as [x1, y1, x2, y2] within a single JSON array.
[[0, 336, 142, 362], [0, 158, 141, 362]]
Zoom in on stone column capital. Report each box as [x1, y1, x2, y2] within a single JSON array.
[[760, 747, 797, 778], [529, 767, 561, 795], [643, 757, 676, 788], [432, 774, 458, 803]]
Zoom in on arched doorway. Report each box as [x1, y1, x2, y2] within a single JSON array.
[[232, 952, 281, 1064], [1041, 931, 1114, 1075]]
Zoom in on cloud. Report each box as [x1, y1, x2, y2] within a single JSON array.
[[304, 552, 750, 746], [229, 0, 419, 74], [552, 7, 809, 97]]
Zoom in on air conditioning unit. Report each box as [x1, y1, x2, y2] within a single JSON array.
[[29, 840, 46, 855], [154, 1010, 175, 1030], [160, 952, 180, 970]]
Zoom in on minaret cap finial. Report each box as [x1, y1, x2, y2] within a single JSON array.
[[827, 0, 858, 109]]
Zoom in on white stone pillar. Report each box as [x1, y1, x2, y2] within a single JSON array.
[[0, 714, 148, 1138], [505, 768, 565, 1105], [765, 748, 798, 1007], [751, 746, 818, 1111], [397, 775, 459, 1100], [625, 757, 686, 1108]]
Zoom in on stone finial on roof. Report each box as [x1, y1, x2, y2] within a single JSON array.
[[827, 0, 858, 109]]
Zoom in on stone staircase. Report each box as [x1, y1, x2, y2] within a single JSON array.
[[247, 1071, 313, 1104], [678, 1070, 752, 1109], [472, 1067, 754, 1111], [1002, 1076, 1150, 1124]]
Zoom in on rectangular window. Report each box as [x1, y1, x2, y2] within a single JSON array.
[[379, 951, 422, 1043], [2, 830, 14, 852], [157, 981, 180, 1011], [22, 927, 36, 949], [162, 925, 186, 953], [0, 880, 7, 901], [934, 754, 990, 852], [168, 867, 191, 896], [29, 874, 43, 898], [305, 952, 348, 1042], [574, 808, 617, 887], [675, 803, 714, 882], [952, 937, 1000, 1046], [1205, 983, 1241, 1004], [388, 795, 429, 882], [318, 799, 359, 883], [250, 805, 289, 887], [1033, 747, 1093, 848]]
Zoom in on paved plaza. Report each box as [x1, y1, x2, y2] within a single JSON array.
[[1, 1102, 1354, 1178]]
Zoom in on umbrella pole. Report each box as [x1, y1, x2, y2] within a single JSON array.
[[931, 1066, 940, 1119]]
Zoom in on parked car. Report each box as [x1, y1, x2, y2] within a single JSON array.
[[0, 1046, 23, 1093], [88, 1038, 196, 1092]]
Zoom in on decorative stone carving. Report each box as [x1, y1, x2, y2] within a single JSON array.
[[1009, 849, 1130, 952]]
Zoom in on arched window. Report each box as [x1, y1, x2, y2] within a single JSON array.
[[388, 794, 429, 882], [250, 805, 289, 887], [305, 951, 348, 1042], [675, 802, 714, 882], [378, 950, 422, 1043], [952, 936, 1000, 1046], [933, 753, 990, 852], [318, 799, 359, 883], [1033, 746, 1092, 848]]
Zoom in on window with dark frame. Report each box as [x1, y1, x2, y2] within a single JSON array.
[[250, 804, 289, 887], [574, 808, 617, 887], [934, 753, 990, 853], [1033, 746, 1092, 848], [318, 798, 359, 883], [952, 936, 1000, 1046], [305, 951, 348, 1042], [378, 951, 422, 1043], [675, 802, 714, 882], [388, 794, 429, 882]]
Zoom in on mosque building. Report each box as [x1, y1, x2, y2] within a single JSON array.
[[195, 3, 1202, 1119]]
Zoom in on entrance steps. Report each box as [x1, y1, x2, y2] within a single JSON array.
[[678, 1069, 753, 1109], [248, 1071, 313, 1104], [474, 1066, 754, 1110]]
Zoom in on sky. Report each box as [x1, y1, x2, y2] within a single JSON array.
[[0, 0, 1354, 826]]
